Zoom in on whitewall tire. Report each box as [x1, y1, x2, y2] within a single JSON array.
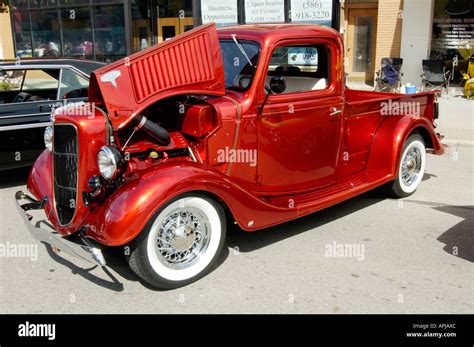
[[387, 134, 426, 198], [127, 193, 226, 289]]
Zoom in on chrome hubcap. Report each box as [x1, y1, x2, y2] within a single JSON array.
[[401, 147, 422, 186], [155, 207, 210, 269]]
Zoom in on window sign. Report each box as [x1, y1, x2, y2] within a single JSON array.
[[245, 0, 285, 23], [201, 0, 238, 26], [290, 0, 333, 26], [287, 47, 318, 66]]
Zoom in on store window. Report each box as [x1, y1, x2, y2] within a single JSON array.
[[131, 0, 154, 53], [10, 0, 28, 9], [11, 11, 32, 58], [290, 0, 333, 25], [93, 5, 126, 62], [30, 0, 60, 7], [30, 10, 61, 58], [200, 0, 238, 26], [10, 1, 128, 62], [431, 0, 474, 82], [61, 8, 93, 59], [61, 0, 89, 4], [245, 0, 285, 23]]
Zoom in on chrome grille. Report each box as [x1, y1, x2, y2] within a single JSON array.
[[53, 124, 78, 225]]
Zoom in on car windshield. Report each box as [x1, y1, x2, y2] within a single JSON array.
[[219, 39, 260, 91]]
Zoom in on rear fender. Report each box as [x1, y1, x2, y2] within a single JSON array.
[[367, 115, 444, 178], [84, 162, 296, 246]]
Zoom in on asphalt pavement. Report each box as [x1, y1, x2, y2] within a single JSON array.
[[0, 144, 472, 313]]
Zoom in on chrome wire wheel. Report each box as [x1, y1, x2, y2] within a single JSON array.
[[401, 146, 422, 187], [134, 195, 225, 285], [394, 135, 426, 196], [155, 207, 210, 270]]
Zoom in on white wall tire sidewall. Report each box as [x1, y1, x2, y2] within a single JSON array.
[[146, 197, 222, 282], [398, 140, 426, 194]]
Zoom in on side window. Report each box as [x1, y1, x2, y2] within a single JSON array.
[[22, 69, 60, 91], [0, 70, 25, 91], [266, 44, 330, 94], [59, 69, 89, 99]]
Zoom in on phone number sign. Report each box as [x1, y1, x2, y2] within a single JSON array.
[[291, 0, 333, 25]]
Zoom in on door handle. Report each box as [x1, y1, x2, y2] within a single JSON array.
[[329, 107, 342, 116], [39, 104, 52, 112]]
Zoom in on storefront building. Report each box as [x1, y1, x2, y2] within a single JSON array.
[[4, 0, 473, 88], [340, 0, 473, 85], [7, 0, 338, 63]]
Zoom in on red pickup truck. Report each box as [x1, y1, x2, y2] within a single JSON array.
[[16, 23, 444, 289]]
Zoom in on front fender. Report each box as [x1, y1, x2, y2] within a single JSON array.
[[27, 150, 57, 228], [84, 162, 297, 246], [367, 115, 444, 178]]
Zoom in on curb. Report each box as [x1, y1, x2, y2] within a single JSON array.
[[442, 139, 474, 147]]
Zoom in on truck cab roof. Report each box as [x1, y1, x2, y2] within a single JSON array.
[[217, 24, 341, 44]]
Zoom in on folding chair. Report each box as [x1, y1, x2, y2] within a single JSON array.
[[374, 58, 403, 92], [421, 60, 451, 92]]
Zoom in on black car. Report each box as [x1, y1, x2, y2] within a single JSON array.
[[0, 59, 105, 170]]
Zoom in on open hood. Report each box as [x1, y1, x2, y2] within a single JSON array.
[[88, 23, 225, 130]]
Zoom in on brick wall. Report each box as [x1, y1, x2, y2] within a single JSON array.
[[0, 12, 14, 59], [374, 0, 404, 79]]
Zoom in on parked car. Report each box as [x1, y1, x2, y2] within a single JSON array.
[[0, 59, 105, 170], [16, 23, 444, 289]]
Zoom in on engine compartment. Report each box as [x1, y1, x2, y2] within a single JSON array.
[[112, 95, 218, 175]]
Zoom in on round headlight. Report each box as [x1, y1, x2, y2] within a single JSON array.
[[44, 126, 53, 151], [97, 146, 122, 180]]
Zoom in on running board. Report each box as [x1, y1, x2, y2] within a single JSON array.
[[266, 171, 393, 211]]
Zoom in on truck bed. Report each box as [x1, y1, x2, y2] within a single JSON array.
[[344, 87, 437, 121]]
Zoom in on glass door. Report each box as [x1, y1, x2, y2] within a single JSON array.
[[347, 9, 378, 83], [131, 0, 159, 52], [157, 0, 193, 43]]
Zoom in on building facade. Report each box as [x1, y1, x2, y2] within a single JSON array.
[[6, 0, 338, 63], [3, 0, 473, 87], [0, 12, 14, 59]]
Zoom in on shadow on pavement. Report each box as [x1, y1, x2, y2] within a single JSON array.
[[42, 237, 230, 292], [435, 205, 474, 263], [422, 172, 437, 181], [226, 189, 387, 253], [402, 199, 474, 263], [42, 242, 125, 292], [0, 166, 30, 189]]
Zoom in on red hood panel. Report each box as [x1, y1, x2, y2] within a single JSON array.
[[89, 23, 225, 130]]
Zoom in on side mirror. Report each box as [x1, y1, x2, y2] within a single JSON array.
[[269, 76, 286, 94]]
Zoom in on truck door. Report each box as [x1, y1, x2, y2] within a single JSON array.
[[257, 39, 344, 193]]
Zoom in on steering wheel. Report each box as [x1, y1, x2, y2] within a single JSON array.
[[12, 92, 32, 103], [237, 75, 251, 88]]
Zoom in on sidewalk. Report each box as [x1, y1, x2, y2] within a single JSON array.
[[436, 88, 474, 146], [346, 82, 474, 146]]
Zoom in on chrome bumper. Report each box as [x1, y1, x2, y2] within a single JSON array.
[[15, 191, 106, 266]]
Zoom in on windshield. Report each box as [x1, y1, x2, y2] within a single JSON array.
[[219, 39, 260, 91]]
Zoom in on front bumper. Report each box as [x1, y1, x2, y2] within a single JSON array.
[[15, 191, 106, 266]]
